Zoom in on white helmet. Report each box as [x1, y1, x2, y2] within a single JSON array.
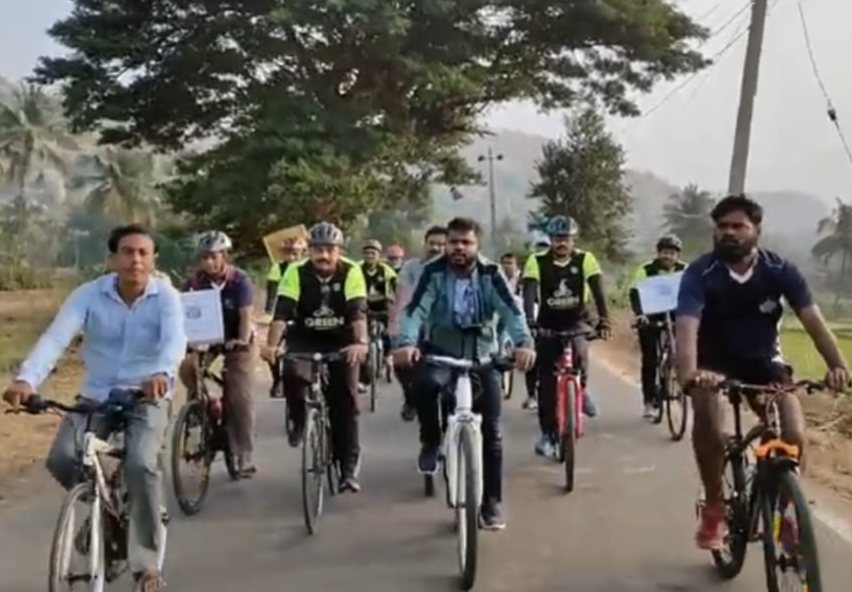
[[195, 230, 233, 256], [528, 230, 550, 250]]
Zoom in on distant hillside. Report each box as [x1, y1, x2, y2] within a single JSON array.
[[432, 129, 830, 255]]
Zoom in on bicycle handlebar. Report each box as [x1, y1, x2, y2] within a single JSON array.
[[423, 354, 515, 373], [683, 377, 827, 396], [283, 351, 345, 364], [532, 328, 601, 341], [4, 388, 144, 416]]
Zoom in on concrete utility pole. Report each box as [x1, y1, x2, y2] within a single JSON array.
[[728, 0, 769, 195], [477, 147, 503, 257]]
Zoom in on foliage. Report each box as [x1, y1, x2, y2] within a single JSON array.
[[812, 198, 852, 302], [34, 0, 708, 252], [528, 108, 632, 261], [662, 183, 715, 257]]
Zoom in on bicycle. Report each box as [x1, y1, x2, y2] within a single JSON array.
[[366, 312, 388, 413], [6, 390, 169, 592], [635, 315, 688, 440], [694, 378, 826, 591], [171, 342, 248, 516], [285, 351, 343, 535], [534, 328, 599, 493], [419, 354, 513, 591]]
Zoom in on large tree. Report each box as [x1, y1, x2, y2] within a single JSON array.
[[529, 108, 632, 261], [812, 197, 852, 305], [662, 183, 715, 255], [34, 0, 707, 246]]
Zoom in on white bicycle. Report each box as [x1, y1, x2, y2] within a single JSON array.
[[420, 354, 512, 591], [7, 390, 168, 592]]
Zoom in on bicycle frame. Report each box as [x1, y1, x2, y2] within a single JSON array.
[[554, 341, 584, 440]]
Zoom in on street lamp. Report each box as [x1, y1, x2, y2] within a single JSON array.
[[477, 147, 503, 257]]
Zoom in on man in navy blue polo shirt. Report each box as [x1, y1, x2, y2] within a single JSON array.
[[179, 231, 258, 477], [675, 194, 850, 551]]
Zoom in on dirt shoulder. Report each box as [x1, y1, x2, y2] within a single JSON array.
[[595, 312, 852, 504]]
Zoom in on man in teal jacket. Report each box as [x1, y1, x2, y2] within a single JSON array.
[[394, 217, 535, 530]]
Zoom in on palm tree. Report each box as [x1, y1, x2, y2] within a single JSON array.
[[70, 147, 170, 227], [812, 197, 852, 305], [0, 84, 78, 202], [662, 183, 716, 237]]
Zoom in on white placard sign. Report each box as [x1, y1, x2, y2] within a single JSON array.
[[181, 289, 225, 346], [635, 272, 684, 315]]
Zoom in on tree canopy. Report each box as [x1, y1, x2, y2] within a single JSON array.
[[662, 183, 715, 256], [529, 108, 632, 261]]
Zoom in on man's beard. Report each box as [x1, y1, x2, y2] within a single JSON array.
[[449, 252, 475, 270], [714, 237, 757, 263]]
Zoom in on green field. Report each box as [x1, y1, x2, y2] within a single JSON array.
[[781, 325, 852, 379]]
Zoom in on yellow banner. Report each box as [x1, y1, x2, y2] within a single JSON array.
[[262, 224, 308, 263]]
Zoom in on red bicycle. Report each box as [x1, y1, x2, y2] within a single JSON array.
[[536, 328, 599, 493]]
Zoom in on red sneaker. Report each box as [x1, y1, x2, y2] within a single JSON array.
[[696, 502, 727, 550]]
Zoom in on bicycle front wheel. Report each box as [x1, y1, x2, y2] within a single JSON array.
[[171, 400, 211, 516], [560, 380, 577, 493], [761, 468, 822, 592], [49, 482, 106, 592], [711, 452, 749, 578], [302, 409, 325, 535], [456, 425, 479, 591]]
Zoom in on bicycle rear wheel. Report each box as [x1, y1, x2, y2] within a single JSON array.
[[761, 468, 822, 592], [171, 400, 211, 516], [711, 452, 750, 578], [560, 381, 577, 493], [456, 425, 478, 591], [302, 409, 324, 534], [49, 482, 105, 592]]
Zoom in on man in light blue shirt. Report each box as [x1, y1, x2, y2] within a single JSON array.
[[2, 224, 185, 592]]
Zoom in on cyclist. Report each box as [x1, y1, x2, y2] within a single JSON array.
[[676, 194, 850, 550], [497, 252, 524, 355], [389, 225, 448, 421], [522, 215, 612, 458], [519, 236, 551, 411], [264, 235, 307, 397], [386, 243, 405, 273], [629, 233, 688, 418], [359, 239, 397, 391], [2, 224, 185, 592], [178, 230, 258, 477], [261, 222, 368, 492], [394, 217, 535, 530]]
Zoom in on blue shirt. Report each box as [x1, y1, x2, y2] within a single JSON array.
[[676, 249, 812, 365], [17, 274, 187, 401]]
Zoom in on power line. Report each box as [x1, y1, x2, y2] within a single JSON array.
[[796, 0, 852, 171]]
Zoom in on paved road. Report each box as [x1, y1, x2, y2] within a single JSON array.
[[1, 360, 850, 591]]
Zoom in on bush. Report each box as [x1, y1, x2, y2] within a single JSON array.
[[0, 262, 55, 290]]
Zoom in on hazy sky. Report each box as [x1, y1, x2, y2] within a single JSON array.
[[2, 0, 850, 201]]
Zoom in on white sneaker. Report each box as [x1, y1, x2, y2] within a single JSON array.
[[642, 404, 655, 419]]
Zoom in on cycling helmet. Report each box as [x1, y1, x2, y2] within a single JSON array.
[[195, 230, 232, 255], [545, 215, 579, 237], [656, 234, 683, 252], [386, 244, 404, 259], [363, 239, 382, 252], [308, 222, 344, 246]]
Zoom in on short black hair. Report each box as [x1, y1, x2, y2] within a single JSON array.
[[711, 194, 763, 225], [500, 252, 516, 261], [107, 224, 158, 254], [424, 225, 447, 240], [446, 217, 482, 237]]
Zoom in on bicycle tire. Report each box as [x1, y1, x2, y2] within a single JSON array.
[[424, 474, 435, 497], [666, 384, 688, 442], [651, 349, 665, 425], [761, 468, 822, 592], [302, 409, 324, 535], [711, 453, 749, 578], [324, 419, 338, 496], [457, 425, 478, 591], [171, 400, 211, 516], [561, 380, 577, 493], [49, 482, 106, 592]]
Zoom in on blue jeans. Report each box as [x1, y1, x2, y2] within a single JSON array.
[[414, 359, 503, 505]]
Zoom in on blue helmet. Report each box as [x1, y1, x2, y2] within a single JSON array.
[[545, 215, 579, 237]]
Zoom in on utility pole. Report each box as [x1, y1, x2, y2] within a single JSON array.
[[728, 0, 769, 195], [477, 147, 504, 257]]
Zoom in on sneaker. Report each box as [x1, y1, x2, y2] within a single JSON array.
[[418, 445, 440, 474], [400, 402, 417, 423], [357, 383, 368, 394], [582, 390, 599, 418], [642, 403, 655, 419], [695, 502, 727, 550], [288, 423, 305, 448], [534, 435, 554, 458], [480, 503, 507, 531], [521, 396, 538, 411], [340, 475, 361, 493]]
